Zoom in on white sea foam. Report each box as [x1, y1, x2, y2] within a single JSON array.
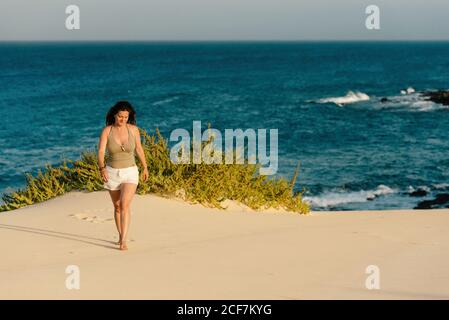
[[433, 183, 449, 190], [303, 184, 396, 208], [400, 87, 415, 95], [316, 91, 370, 106], [409, 100, 438, 112], [407, 185, 431, 193], [374, 90, 447, 112], [371, 184, 396, 197], [152, 96, 180, 106], [314, 87, 446, 111]]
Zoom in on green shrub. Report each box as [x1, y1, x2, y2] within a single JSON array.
[[0, 128, 310, 214]]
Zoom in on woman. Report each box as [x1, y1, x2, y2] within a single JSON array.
[[98, 101, 149, 251]]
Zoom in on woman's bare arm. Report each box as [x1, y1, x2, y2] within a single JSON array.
[[98, 126, 110, 168], [132, 125, 148, 169]]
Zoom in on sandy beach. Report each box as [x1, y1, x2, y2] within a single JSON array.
[[1, 190, 448, 300]]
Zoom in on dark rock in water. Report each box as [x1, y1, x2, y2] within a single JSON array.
[[434, 193, 449, 204], [409, 189, 428, 197], [415, 193, 449, 209], [415, 201, 432, 209], [421, 90, 449, 106], [380, 97, 389, 103]]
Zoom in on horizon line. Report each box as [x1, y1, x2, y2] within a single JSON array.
[[1, 39, 449, 43]]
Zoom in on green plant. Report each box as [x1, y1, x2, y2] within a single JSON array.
[[0, 128, 310, 214]]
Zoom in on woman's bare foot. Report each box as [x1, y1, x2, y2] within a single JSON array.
[[119, 241, 128, 251]]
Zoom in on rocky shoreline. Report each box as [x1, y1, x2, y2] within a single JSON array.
[[421, 90, 449, 106], [415, 193, 449, 209], [380, 89, 449, 106]]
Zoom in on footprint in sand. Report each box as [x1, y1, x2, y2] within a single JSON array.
[[70, 210, 114, 224]]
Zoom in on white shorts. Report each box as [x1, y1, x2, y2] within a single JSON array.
[[103, 165, 139, 191]]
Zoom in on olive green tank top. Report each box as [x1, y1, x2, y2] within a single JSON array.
[[106, 124, 136, 168]]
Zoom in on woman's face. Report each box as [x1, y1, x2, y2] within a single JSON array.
[[114, 111, 129, 125]]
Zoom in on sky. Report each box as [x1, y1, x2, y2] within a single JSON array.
[[0, 0, 448, 41]]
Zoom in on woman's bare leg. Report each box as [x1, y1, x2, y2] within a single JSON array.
[[119, 183, 137, 250], [108, 190, 122, 244]]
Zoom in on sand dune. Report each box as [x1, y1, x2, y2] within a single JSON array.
[[1, 190, 448, 299]]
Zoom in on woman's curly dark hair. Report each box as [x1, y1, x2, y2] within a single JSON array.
[[105, 101, 137, 126]]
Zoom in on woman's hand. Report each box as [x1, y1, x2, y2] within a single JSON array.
[[100, 168, 108, 182], [141, 167, 149, 182]]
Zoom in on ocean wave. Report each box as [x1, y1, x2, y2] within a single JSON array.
[[407, 183, 449, 196], [400, 87, 416, 95], [371, 90, 448, 112], [303, 184, 395, 208], [316, 91, 370, 106], [152, 96, 180, 106], [407, 185, 431, 193], [314, 87, 448, 112], [432, 183, 449, 190]]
